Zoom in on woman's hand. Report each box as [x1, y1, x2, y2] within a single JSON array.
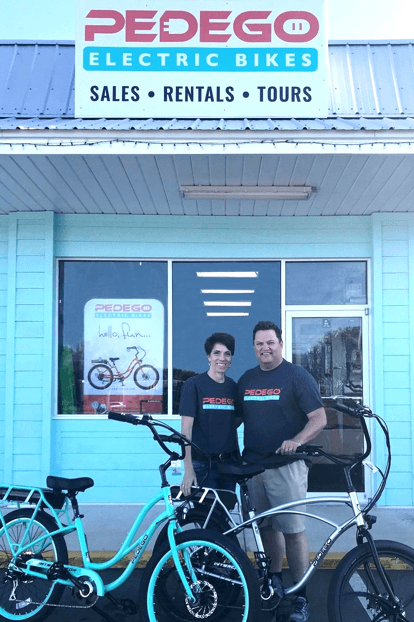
[[181, 468, 197, 496]]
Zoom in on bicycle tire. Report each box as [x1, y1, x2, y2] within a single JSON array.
[[134, 365, 159, 390], [327, 539, 414, 622], [0, 509, 68, 622], [153, 508, 240, 551], [140, 528, 260, 622], [87, 364, 113, 390]]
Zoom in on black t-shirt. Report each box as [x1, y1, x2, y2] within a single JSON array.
[[179, 372, 239, 461], [238, 360, 324, 463]]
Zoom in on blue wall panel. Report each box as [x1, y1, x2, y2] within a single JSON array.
[[1, 212, 414, 507], [0, 219, 6, 483], [52, 214, 373, 501], [4, 213, 54, 488], [376, 215, 414, 506]]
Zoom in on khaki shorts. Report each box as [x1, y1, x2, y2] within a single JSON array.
[[247, 460, 309, 534]]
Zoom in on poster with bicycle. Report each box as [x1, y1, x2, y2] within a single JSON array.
[[84, 299, 164, 414]]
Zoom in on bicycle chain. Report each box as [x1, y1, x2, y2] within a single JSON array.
[[11, 591, 99, 610]]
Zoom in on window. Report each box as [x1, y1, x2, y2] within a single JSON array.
[[57, 258, 368, 420], [172, 261, 281, 412], [58, 261, 168, 415], [286, 261, 367, 305]]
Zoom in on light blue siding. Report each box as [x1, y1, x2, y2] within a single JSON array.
[[51, 214, 373, 499], [0, 218, 6, 480], [4, 213, 53, 488], [1, 211, 414, 508], [376, 214, 414, 506]]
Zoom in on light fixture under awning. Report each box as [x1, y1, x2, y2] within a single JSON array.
[[181, 186, 315, 200]]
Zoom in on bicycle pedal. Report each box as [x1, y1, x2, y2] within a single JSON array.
[[119, 598, 137, 615]]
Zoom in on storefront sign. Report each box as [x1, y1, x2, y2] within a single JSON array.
[[75, 0, 328, 118], [83, 298, 164, 413]]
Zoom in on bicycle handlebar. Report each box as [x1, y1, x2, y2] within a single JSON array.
[[106, 399, 391, 514], [108, 411, 140, 425], [333, 400, 363, 417], [107, 411, 190, 461], [332, 400, 372, 462]]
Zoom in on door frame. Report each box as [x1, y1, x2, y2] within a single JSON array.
[[284, 309, 371, 501]]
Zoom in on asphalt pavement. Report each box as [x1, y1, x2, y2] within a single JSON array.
[[37, 568, 335, 622]]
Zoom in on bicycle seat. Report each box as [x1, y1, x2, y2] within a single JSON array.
[[218, 463, 265, 481], [46, 476, 94, 494], [109, 357, 119, 362]]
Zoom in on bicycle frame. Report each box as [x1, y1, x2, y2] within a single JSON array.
[[225, 493, 366, 596], [172, 485, 368, 597], [108, 354, 141, 382], [0, 482, 193, 598]]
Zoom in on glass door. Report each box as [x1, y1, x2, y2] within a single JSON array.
[[285, 311, 369, 496]]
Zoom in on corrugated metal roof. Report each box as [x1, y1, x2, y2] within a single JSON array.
[[0, 41, 414, 130]]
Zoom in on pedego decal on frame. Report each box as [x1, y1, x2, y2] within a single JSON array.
[[84, 299, 164, 414]]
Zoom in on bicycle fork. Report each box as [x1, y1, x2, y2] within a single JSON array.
[[350, 488, 406, 617]]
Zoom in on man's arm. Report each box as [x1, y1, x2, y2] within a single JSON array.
[[181, 415, 197, 495], [276, 407, 327, 455]]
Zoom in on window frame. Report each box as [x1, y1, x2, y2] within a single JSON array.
[[54, 257, 370, 419]]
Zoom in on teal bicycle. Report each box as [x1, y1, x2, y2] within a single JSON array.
[[0, 412, 260, 622]]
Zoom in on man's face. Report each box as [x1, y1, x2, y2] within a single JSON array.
[[253, 329, 283, 370]]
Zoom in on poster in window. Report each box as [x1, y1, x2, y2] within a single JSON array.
[[84, 299, 164, 414]]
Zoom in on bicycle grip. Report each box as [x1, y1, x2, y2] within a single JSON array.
[[332, 401, 361, 417], [107, 411, 139, 425], [158, 434, 182, 445]]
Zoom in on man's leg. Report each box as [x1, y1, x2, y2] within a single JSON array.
[[284, 531, 309, 583], [259, 525, 285, 573]]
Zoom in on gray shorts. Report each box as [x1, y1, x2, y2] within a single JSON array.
[[247, 460, 309, 534]]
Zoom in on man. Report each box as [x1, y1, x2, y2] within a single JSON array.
[[238, 321, 326, 622]]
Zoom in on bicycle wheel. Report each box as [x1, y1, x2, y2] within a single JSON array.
[[328, 539, 414, 621], [153, 509, 240, 551], [134, 365, 159, 390], [87, 364, 113, 390], [0, 509, 68, 622], [140, 529, 260, 622]]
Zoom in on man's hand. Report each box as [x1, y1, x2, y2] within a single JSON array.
[[181, 469, 197, 496], [276, 439, 301, 455]]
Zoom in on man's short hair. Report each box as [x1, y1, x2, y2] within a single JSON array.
[[204, 332, 235, 356], [253, 321, 283, 344]]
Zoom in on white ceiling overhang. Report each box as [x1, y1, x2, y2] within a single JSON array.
[[1, 152, 414, 217]]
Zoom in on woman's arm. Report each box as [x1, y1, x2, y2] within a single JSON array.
[[180, 415, 197, 495]]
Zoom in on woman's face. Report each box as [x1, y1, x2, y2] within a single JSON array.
[[207, 342, 232, 374]]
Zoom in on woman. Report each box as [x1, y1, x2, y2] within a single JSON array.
[[180, 332, 240, 495]]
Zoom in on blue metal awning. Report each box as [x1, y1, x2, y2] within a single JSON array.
[[1, 41, 414, 130]]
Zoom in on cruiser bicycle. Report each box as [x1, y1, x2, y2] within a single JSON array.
[[0, 413, 260, 622], [155, 401, 414, 621], [87, 345, 159, 391]]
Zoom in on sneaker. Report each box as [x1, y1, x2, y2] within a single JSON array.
[[289, 596, 310, 622]]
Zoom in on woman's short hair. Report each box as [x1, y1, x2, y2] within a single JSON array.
[[204, 332, 235, 356]]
